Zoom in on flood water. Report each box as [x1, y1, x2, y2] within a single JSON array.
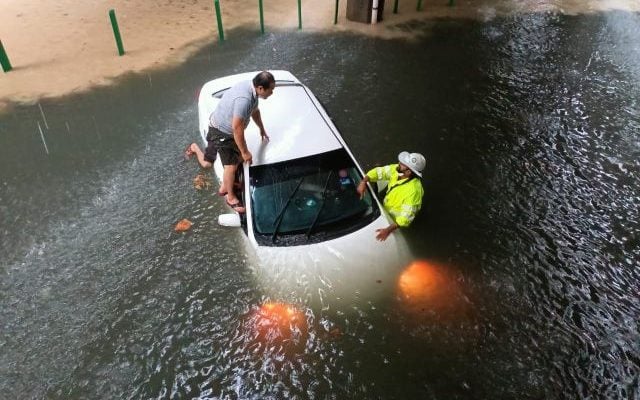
[[1, 10, 639, 400]]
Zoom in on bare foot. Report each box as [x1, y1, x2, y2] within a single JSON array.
[[184, 143, 196, 159]]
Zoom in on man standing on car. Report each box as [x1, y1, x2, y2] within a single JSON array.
[[356, 151, 426, 241], [186, 71, 276, 213]]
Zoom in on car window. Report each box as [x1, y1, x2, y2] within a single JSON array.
[[249, 149, 379, 246]]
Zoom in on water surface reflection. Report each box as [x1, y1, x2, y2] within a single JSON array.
[[1, 11, 639, 400]]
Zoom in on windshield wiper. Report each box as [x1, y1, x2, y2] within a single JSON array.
[[271, 176, 305, 243], [305, 170, 333, 240]]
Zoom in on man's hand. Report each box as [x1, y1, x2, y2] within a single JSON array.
[[241, 150, 253, 164], [357, 178, 368, 199], [260, 128, 270, 142], [375, 224, 398, 241]]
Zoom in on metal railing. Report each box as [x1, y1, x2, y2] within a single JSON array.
[[109, 9, 125, 56], [0, 40, 12, 73], [0, 0, 457, 72]]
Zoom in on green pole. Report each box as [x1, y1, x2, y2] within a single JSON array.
[[108, 9, 125, 56], [416, 0, 423, 11], [0, 40, 12, 72], [334, 0, 339, 24], [214, 0, 225, 41], [298, 0, 302, 29], [258, 0, 265, 34], [393, 0, 399, 13]]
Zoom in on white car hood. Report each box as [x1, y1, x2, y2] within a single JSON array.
[[245, 215, 413, 304]]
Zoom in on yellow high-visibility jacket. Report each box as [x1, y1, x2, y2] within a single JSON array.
[[366, 164, 424, 228]]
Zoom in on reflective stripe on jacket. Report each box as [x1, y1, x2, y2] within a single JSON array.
[[366, 164, 424, 227]]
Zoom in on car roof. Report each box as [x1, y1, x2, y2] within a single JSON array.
[[198, 71, 344, 166]]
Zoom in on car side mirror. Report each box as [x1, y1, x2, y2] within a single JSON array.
[[218, 213, 241, 227]]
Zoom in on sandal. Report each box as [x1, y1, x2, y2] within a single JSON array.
[[225, 198, 246, 214], [184, 144, 195, 160]]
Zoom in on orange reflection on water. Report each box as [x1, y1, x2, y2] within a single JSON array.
[[255, 302, 307, 341], [258, 302, 304, 325], [251, 302, 308, 353], [397, 259, 461, 314]]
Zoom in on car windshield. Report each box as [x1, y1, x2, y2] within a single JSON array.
[[249, 149, 379, 246]]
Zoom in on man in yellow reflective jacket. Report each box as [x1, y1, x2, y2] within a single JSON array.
[[357, 151, 426, 241]]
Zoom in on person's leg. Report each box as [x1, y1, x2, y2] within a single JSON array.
[[188, 143, 213, 168], [222, 163, 245, 212], [223, 163, 239, 203], [214, 130, 245, 212]]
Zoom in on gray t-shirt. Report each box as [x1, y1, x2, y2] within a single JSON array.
[[209, 80, 258, 135]]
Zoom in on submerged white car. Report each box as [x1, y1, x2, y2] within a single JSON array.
[[198, 71, 411, 300]]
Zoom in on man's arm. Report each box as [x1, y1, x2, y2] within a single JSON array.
[[377, 192, 422, 241], [356, 175, 369, 199], [232, 116, 252, 164], [251, 108, 269, 141], [357, 165, 390, 199]]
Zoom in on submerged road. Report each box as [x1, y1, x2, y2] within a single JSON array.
[[1, 10, 639, 400]]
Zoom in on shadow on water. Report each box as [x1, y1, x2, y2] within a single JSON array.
[[1, 11, 639, 399]]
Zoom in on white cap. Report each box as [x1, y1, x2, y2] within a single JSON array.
[[398, 151, 426, 178]]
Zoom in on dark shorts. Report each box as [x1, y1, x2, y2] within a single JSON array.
[[206, 126, 241, 166], [203, 139, 217, 163]]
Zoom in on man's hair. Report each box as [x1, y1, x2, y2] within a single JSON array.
[[253, 71, 275, 89]]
